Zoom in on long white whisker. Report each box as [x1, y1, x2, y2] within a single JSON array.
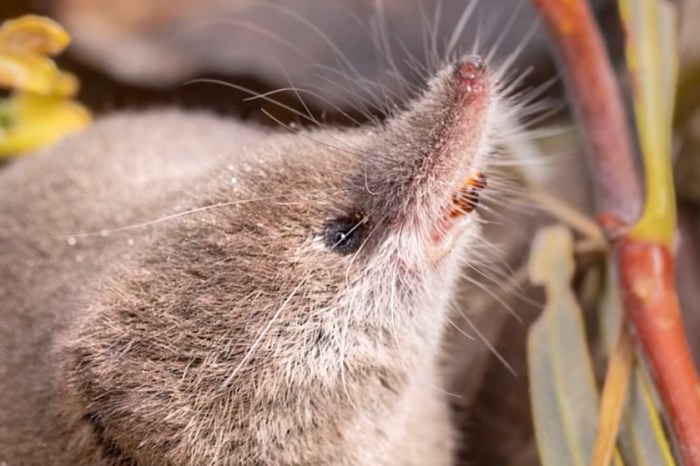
[[183, 78, 321, 128], [445, 0, 479, 59], [221, 272, 310, 388], [446, 315, 476, 341], [57, 193, 345, 239], [459, 310, 517, 377], [461, 272, 524, 325]]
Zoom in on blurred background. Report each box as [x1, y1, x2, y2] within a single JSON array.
[[1, 0, 616, 119]]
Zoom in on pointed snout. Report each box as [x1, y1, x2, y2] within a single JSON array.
[[454, 55, 487, 104]]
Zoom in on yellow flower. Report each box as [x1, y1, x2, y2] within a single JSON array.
[[0, 15, 91, 157], [0, 94, 91, 155]]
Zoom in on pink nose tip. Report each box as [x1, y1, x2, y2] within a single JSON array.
[[454, 56, 486, 98]]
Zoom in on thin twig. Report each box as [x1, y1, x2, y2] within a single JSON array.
[[590, 322, 635, 466], [531, 0, 642, 226]]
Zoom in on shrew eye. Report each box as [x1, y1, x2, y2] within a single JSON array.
[[324, 214, 366, 255]]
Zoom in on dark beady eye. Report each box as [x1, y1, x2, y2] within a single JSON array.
[[324, 214, 366, 255]]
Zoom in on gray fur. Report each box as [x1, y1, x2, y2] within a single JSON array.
[[0, 59, 499, 465]]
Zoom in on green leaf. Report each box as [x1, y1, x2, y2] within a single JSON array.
[[527, 226, 623, 466]]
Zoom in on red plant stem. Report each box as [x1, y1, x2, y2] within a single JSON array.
[[617, 240, 700, 464], [531, 0, 700, 464], [532, 0, 641, 225]]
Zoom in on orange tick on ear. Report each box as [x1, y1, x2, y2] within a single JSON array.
[[449, 171, 487, 218]]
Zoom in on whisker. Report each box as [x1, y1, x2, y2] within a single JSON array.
[[176, 17, 316, 63], [337, 214, 389, 412], [458, 309, 518, 377], [259, 108, 393, 164], [461, 271, 524, 325], [249, 86, 362, 127], [446, 315, 476, 341], [221, 272, 310, 388], [256, 2, 363, 80], [445, 0, 479, 60], [56, 193, 332, 239], [183, 78, 321, 128]]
